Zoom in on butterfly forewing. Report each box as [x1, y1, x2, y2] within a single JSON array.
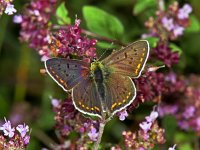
[[72, 78, 102, 118], [102, 40, 149, 78], [104, 73, 136, 115], [45, 58, 89, 91]]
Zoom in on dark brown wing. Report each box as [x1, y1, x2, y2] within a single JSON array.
[[102, 40, 149, 78], [45, 58, 89, 91]]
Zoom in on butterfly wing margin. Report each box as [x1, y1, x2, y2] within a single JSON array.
[[102, 40, 149, 78], [72, 78, 102, 118], [104, 73, 136, 116], [45, 58, 89, 91]]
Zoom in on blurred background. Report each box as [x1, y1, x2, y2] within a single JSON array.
[[0, 0, 200, 149]]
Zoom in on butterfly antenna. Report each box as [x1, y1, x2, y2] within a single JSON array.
[[97, 42, 114, 61]]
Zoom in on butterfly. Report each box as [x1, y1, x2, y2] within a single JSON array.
[[45, 40, 149, 118]]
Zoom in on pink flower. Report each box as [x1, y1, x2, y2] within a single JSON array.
[[145, 110, 158, 123], [4, 3, 17, 15], [178, 4, 192, 19], [88, 126, 99, 141], [16, 123, 29, 138], [13, 15, 23, 23], [173, 25, 184, 37], [118, 109, 128, 121], [183, 106, 195, 119], [162, 17, 174, 31], [139, 121, 152, 133], [24, 135, 30, 145], [51, 98, 60, 108], [0, 118, 15, 138]]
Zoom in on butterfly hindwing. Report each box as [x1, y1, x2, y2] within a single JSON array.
[[104, 73, 136, 115], [102, 40, 149, 78], [45, 58, 89, 91], [72, 78, 102, 118]]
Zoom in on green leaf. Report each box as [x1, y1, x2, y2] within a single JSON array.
[[56, 2, 71, 25], [133, 0, 156, 15], [83, 6, 124, 40], [185, 15, 200, 33], [179, 143, 193, 150], [163, 115, 177, 143], [169, 43, 182, 55], [144, 37, 159, 48]]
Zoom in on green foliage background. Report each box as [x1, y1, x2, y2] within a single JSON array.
[[0, 0, 200, 149]]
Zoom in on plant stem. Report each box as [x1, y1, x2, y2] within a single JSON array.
[[94, 113, 112, 150], [94, 122, 106, 150]]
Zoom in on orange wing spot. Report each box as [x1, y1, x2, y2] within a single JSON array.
[[143, 48, 146, 51], [82, 104, 85, 108], [111, 103, 117, 110], [135, 69, 138, 74], [91, 107, 94, 111], [142, 53, 145, 56], [55, 75, 59, 79], [140, 58, 143, 62], [86, 107, 89, 110], [128, 92, 131, 95], [94, 106, 100, 112], [123, 99, 126, 103], [79, 102, 81, 105], [126, 95, 129, 99], [137, 64, 141, 69], [118, 102, 122, 105], [59, 79, 64, 83]]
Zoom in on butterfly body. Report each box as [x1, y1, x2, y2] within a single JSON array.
[[45, 40, 150, 118]]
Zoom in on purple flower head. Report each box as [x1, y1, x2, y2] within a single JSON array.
[[178, 4, 192, 19], [88, 126, 99, 141], [153, 42, 179, 67], [51, 98, 60, 108], [183, 106, 195, 119], [24, 135, 30, 145], [13, 15, 23, 23], [118, 109, 128, 121], [173, 25, 184, 37], [0, 118, 15, 138], [178, 121, 189, 130], [4, 3, 17, 15], [16, 123, 29, 138], [162, 17, 174, 31], [53, 19, 97, 59], [196, 117, 200, 130], [145, 110, 158, 123], [139, 121, 152, 133], [158, 104, 178, 117], [165, 72, 177, 84]]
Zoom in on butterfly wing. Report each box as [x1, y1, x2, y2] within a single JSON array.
[[45, 58, 89, 91], [104, 73, 136, 115], [102, 40, 149, 78], [72, 78, 102, 118]]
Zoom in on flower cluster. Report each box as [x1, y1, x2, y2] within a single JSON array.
[[112, 110, 165, 150], [158, 75, 200, 135], [17, 0, 97, 61], [144, 2, 192, 67], [129, 71, 182, 110], [17, 0, 56, 60], [50, 19, 97, 60], [145, 2, 192, 40], [52, 98, 99, 149], [0, 118, 30, 149], [0, 0, 16, 16]]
